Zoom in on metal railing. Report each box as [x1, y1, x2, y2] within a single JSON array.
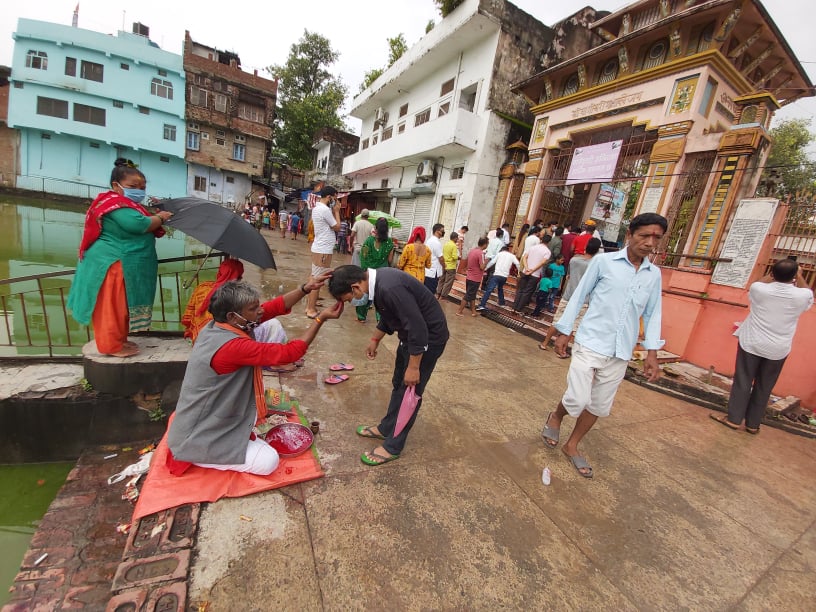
[[0, 253, 224, 358]]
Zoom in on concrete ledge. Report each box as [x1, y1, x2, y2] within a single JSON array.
[[82, 336, 190, 397]]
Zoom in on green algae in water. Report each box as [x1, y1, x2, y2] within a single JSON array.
[[0, 463, 73, 605]]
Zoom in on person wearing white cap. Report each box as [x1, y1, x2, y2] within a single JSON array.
[[350, 208, 374, 266]]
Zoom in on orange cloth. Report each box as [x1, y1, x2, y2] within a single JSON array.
[[132, 412, 324, 522], [307, 218, 315, 243], [181, 281, 215, 341], [92, 260, 128, 354]]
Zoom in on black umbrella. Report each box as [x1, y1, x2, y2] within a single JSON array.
[[156, 197, 276, 269]]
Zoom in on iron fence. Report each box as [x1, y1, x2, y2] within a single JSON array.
[[0, 253, 224, 358], [766, 197, 816, 289]]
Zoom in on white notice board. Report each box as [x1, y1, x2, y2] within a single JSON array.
[[710, 198, 778, 288]]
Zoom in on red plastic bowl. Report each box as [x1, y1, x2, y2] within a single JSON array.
[[264, 423, 314, 458]]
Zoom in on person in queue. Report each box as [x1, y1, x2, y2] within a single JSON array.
[[68, 158, 172, 357], [167, 277, 343, 476]]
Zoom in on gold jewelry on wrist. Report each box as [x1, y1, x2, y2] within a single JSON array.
[[314, 316, 323, 324]]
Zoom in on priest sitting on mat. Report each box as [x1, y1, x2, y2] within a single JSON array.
[[167, 278, 343, 476]]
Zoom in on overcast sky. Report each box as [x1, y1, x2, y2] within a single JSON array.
[[2, 0, 814, 134]]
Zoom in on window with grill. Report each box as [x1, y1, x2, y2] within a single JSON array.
[[80, 60, 104, 82], [381, 179, 389, 189], [215, 93, 228, 112], [450, 165, 465, 180], [112, 100, 124, 108], [158, 69, 167, 77], [163, 124, 176, 141], [226, 176, 235, 183], [160, 156, 169, 162], [382, 126, 393, 141], [151, 78, 173, 99], [397, 122, 405, 134], [187, 132, 200, 151], [216, 130, 225, 138], [234, 134, 246, 142], [120, 63, 130, 70], [238, 102, 264, 123], [73, 103, 106, 126], [372, 134, 379, 146], [361, 138, 369, 149], [138, 106, 150, 115], [414, 108, 431, 127], [26, 50, 47, 70], [440, 78, 454, 96], [399, 103, 408, 117], [36, 97, 67, 118], [232, 143, 246, 161], [596, 58, 618, 85], [89, 142, 100, 148], [194, 176, 207, 191], [562, 73, 579, 96], [438, 100, 451, 117], [65, 57, 76, 77], [643, 39, 668, 69], [190, 86, 209, 107]]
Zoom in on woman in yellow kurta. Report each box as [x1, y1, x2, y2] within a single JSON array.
[[397, 226, 431, 282]]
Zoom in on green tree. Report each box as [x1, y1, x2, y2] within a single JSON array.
[[387, 34, 408, 66], [425, 20, 435, 34], [268, 30, 347, 170], [359, 68, 384, 93], [434, 0, 465, 17], [761, 118, 816, 197]]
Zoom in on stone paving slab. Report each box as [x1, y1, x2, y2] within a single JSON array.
[[0, 363, 84, 400]]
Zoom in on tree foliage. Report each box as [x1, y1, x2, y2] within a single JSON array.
[[268, 30, 347, 170], [761, 118, 816, 197], [358, 34, 409, 93], [434, 0, 465, 17], [425, 20, 436, 34]]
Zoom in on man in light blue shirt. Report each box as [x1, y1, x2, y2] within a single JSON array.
[[541, 213, 667, 478]]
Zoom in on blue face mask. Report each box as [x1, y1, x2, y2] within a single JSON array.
[[350, 296, 367, 307], [122, 188, 146, 204]]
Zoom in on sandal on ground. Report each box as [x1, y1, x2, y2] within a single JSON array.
[[563, 451, 593, 479], [745, 426, 760, 435], [538, 343, 548, 351], [329, 363, 354, 371], [356, 425, 385, 440], [709, 413, 739, 430], [541, 412, 560, 448], [325, 374, 349, 385], [361, 449, 399, 466], [305, 311, 319, 319]]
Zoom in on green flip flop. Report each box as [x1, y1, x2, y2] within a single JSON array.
[[356, 425, 385, 440], [361, 450, 399, 466]]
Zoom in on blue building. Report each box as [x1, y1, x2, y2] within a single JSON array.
[[7, 19, 187, 199]]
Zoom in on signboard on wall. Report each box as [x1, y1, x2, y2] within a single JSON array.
[[710, 198, 779, 288], [639, 186, 663, 215], [591, 182, 627, 225], [565, 140, 623, 185]]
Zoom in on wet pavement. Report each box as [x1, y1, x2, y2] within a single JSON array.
[[188, 233, 816, 610], [4, 230, 814, 610]]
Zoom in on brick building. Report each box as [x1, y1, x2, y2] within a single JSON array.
[[183, 32, 277, 206], [0, 65, 17, 187], [310, 126, 359, 190]]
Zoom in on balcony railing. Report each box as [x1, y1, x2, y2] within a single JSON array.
[[343, 108, 483, 175], [0, 253, 224, 358]]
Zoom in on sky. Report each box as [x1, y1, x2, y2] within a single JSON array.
[[2, 0, 814, 136]]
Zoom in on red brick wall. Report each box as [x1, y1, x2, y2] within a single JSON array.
[[0, 82, 17, 186]]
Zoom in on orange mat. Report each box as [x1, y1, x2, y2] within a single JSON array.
[[132, 410, 324, 522]]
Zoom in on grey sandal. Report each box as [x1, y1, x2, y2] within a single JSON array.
[[541, 412, 560, 448], [564, 453, 593, 479]]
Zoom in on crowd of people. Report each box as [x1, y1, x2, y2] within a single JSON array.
[[68, 167, 812, 482]]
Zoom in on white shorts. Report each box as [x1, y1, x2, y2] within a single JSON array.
[[561, 344, 628, 418], [311, 252, 332, 277], [195, 436, 279, 475]]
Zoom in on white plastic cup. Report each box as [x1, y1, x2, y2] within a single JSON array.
[[542, 466, 551, 486]]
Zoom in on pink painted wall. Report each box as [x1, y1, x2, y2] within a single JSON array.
[[661, 268, 816, 409]]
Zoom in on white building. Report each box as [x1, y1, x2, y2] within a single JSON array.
[[342, 0, 556, 243]]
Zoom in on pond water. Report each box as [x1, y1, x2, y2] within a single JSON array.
[[0, 193, 217, 355], [0, 462, 73, 605]]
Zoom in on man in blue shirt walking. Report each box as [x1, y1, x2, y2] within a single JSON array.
[[541, 213, 667, 478]]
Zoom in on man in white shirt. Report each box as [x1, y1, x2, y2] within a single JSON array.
[[712, 259, 813, 434], [424, 223, 446, 296], [500, 223, 511, 247], [482, 228, 505, 290], [477, 245, 519, 310], [350, 209, 374, 266], [513, 235, 551, 312], [522, 226, 543, 257], [305, 186, 341, 318]]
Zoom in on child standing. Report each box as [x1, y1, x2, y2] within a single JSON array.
[[546, 254, 566, 312], [531, 267, 554, 317]]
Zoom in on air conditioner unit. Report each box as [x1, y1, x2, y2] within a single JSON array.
[[416, 160, 435, 180]]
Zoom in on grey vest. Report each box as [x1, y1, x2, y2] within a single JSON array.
[[167, 322, 257, 465]]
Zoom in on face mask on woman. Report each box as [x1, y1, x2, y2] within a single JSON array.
[[115, 182, 147, 204]]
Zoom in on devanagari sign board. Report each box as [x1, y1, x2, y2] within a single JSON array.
[[710, 198, 778, 288]]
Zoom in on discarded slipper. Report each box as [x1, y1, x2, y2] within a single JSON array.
[[329, 363, 355, 371], [356, 425, 385, 440], [361, 449, 399, 466], [324, 374, 349, 385], [709, 413, 739, 430], [564, 452, 593, 479], [541, 412, 559, 448]]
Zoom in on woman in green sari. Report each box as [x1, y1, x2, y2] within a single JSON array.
[[356, 217, 394, 322]]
